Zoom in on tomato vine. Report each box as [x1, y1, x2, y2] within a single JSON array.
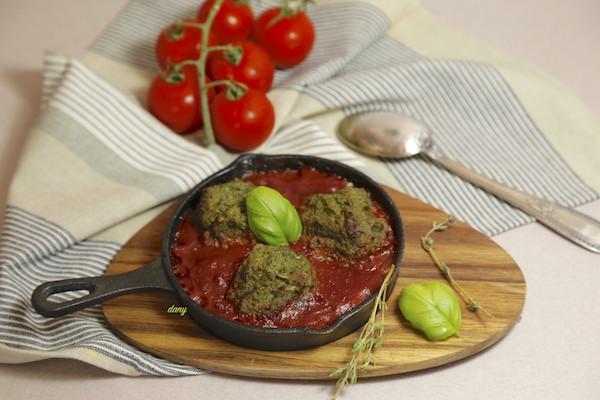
[[150, 0, 314, 148]]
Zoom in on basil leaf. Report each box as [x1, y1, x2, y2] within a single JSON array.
[[246, 186, 302, 245], [398, 281, 461, 341]]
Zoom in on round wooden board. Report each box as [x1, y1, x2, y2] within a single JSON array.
[[103, 186, 526, 380]]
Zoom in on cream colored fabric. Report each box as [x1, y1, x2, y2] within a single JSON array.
[[10, 130, 158, 240]]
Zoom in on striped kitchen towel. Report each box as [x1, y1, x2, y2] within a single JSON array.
[[2, 0, 600, 375]]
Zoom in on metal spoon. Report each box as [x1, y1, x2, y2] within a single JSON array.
[[337, 111, 600, 253]]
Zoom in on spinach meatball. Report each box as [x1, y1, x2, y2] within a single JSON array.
[[301, 187, 388, 257], [227, 244, 315, 315], [199, 178, 254, 240]]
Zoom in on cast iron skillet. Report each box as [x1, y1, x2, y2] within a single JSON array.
[[32, 154, 405, 351]]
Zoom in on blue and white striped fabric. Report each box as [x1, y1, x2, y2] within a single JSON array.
[[1, 0, 597, 376], [1, 208, 198, 375]]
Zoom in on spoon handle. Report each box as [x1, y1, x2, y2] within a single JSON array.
[[426, 152, 600, 253]]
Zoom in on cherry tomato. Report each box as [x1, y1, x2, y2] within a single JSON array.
[[147, 66, 214, 134], [197, 0, 254, 44], [208, 41, 275, 93], [155, 20, 216, 70], [210, 88, 275, 151], [253, 8, 315, 69]]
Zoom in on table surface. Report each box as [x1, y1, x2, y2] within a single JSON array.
[[1, 1, 599, 399]]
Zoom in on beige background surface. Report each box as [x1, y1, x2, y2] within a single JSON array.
[[1, 1, 599, 399]]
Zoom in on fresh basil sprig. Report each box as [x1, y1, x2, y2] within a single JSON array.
[[246, 186, 302, 245], [398, 281, 462, 341]]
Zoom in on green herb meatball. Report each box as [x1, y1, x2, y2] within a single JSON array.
[[199, 178, 254, 240], [227, 244, 315, 315], [301, 187, 388, 257]]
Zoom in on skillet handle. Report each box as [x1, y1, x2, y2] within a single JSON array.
[[31, 259, 174, 318]]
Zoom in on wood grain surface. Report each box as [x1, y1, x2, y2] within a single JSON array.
[[102, 186, 526, 380]]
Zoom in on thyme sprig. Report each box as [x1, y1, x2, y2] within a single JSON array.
[[421, 215, 493, 317], [330, 266, 394, 400]]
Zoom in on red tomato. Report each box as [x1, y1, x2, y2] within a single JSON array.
[[253, 8, 315, 69], [155, 20, 216, 69], [208, 41, 275, 92], [147, 66, 214, 135], [197, 0, 254, 44], [210, 88, 275, 151]]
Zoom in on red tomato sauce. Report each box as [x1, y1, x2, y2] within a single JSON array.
[[170, 167, 396, 329]]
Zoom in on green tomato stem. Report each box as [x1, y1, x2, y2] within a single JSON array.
[[268, 0, 314, 28], [162, 66, 185, 84], [225, 81, 248, 100], [207, 44, 235, 53], [204, 79, 247, 99], [172, 59, 199, 68], [205, 79, 236, 89], [197, 0, 225, 146], [176, 19, 205, 30], [170, 1, 247, 146], [207, 44, 244, 66]]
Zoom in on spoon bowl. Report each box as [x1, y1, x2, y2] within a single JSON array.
[[337, 111, 433, 158]]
